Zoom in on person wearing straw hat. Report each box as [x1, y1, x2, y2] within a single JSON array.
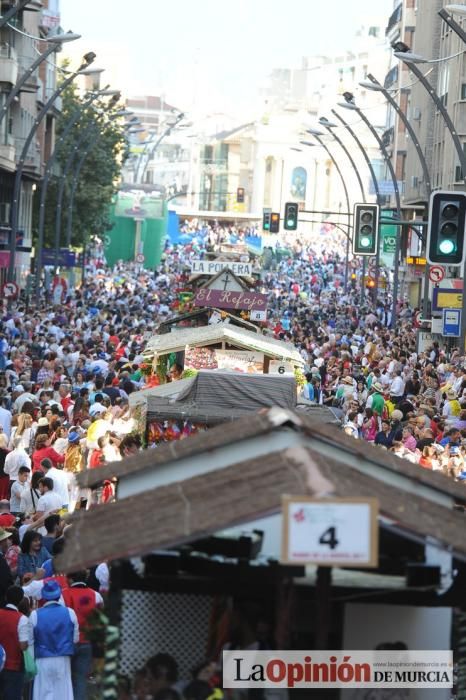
[[369, 382, 385, 418], [442, 389, 461, 419], [28, 579, 79, 700]]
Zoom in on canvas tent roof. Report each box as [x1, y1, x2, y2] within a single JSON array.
[[143, 323, 304, 364]]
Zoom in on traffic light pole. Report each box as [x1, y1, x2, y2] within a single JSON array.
[[309, 134, 352, 292]]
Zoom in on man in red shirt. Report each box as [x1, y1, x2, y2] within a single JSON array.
[[0, 585, 29, 700], [63, 570, 103, 700]]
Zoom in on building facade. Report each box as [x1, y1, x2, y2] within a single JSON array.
[[0, 0, 61, 283]]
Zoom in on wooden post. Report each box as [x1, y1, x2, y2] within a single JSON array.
[[315, 566, 332, 649]]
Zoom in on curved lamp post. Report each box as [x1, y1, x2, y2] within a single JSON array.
[[331, 108, 383, 305], [394, 49, 466, 184], [338, 93, 401, 324], [301, 132, 352, 294], [318, 117, 366, 201], [360, 75, 433, 320], [136, 111, 185, 183], [8, 52, 97, 281]]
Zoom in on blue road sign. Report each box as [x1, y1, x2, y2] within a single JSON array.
[[442, 308, 461, 337], [41, 249, 80, 267]]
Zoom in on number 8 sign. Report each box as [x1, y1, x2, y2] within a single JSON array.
[[281, 497, 379, 568]]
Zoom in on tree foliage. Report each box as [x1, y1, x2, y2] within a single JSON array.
[[33, 77, 128, 249]]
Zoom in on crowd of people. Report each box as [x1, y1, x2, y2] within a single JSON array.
[[0, 222, 461, 698]]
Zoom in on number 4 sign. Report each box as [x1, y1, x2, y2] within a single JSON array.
[[281, 497, 379, 568]]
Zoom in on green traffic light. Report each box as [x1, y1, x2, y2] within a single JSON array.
[[287, 219, 295, 227], [360, 236, 372, 248], [439, 239, 455, 254]]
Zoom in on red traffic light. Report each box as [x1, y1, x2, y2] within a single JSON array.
[[269, 213, 280, 233]]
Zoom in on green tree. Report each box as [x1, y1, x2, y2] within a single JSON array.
[[33, 78, 128, 250]]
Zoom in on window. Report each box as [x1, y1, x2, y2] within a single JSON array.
[[461, 83, 466, 100]]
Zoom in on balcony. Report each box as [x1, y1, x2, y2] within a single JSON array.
[[385, 3, 402, 36], [384, 65, 399, 90], [0, 44, 18, 85]]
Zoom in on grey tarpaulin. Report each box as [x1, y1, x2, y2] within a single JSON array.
[[146, 371, 296, 423]]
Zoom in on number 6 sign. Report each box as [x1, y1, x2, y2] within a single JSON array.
[[281, 497, 379, 568]]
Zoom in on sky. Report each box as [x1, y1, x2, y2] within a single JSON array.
[[60, 0, 394, 116]]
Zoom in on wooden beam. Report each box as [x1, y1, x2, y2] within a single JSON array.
[[57, 446, 466, 573]]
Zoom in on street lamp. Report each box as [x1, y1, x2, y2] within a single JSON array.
[[394, 49, 466, 185], [301, 132, 352, 293], [8, 52, 97, 281], [359, 77, 432, 195], [35, 86, 119, 290]]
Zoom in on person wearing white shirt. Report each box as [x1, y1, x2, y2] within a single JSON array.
[[41, 460, 70, 509], [0, 401, 12, 438], [4, 437, 31, 483], [390, 372, 406, 404], [10, 466, 30, 514], [34, 478, 63, 520]]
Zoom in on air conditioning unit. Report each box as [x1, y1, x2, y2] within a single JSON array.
[[411, 176, 419, 188], [412, 107, 421, 120]]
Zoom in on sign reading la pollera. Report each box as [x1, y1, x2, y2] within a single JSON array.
[[194, 288, 268, 311]]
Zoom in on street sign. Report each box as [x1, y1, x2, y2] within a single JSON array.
[[382, 234, 396, 254], [281, 497, 379, 568], [268, 360, 294, 375], [41, 249, 79, 268], [1, 281, 18, 300], [136, 253, 145, 263], [442, 308, 461, 337], [190, 259, 254, 276], [429, 265, 445, 283], [432, 288, 462, 312]]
